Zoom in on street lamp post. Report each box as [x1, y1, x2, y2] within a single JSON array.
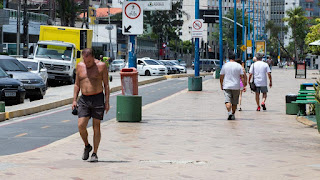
[[242, 0, 245, 62], [107, 5, 113, 60], [234, 0, 237, 58], [252, 0, 255, 57]]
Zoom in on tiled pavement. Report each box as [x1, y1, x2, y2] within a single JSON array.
[[1, 68, 320, 179]]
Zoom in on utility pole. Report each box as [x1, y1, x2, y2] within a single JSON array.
[[17, 0, 21, 55], [23, 0, 29, 58], [81, 0, 89, 29], [234, 0, 237, 58]]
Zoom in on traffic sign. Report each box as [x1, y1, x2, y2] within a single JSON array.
[[192, 19, 204, 38], [122, 1, 144, 35], [140, 0, 172, 11], [247, 47, 252, 54], [247, 40, 252, 47], [240, 45, 246, 52]]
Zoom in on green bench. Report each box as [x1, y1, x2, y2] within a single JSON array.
[[293, 88, 316, 116]]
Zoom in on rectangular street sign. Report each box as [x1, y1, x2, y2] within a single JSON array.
[[200, 9, 219, 23], [122, 1, 144, 35], [139, 0, 172, 11], [192, 19, 204, 38], [247, 47, 252, 54]]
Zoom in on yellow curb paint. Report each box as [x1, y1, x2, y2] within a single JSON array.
[[61, 120, 71, 123], [15, 133, 27, 138], [41, 126, 50, 129]]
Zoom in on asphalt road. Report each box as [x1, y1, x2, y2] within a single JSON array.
[[0, 76, 211, 156]]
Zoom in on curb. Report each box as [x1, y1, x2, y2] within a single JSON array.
[[0, 73, 213, 121], [296, 116, 317, 129]]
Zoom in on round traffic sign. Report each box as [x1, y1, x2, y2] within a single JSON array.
[[193, 20, 202, 30], [124, 2, 142, 20]]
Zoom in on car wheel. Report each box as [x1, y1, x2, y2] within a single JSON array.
[[145, 70, 151, 76]]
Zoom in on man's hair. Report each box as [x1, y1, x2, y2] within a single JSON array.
[[256, 53, 264, 60], [228, 51, 236, 60], [82, 48, 94, 57]]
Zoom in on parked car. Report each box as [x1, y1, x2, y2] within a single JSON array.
[[159, 60, 178, 74], [110, 59, 126, 72], [179, 60, 187, 67], [168, 60, 187, 73], [137, 58, 167, 76], [0, 56, 47, 101], [17, 58, 48, 85], [0, 67, 26, 105]]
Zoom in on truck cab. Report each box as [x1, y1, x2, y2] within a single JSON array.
[[34, 41, 80, 84]]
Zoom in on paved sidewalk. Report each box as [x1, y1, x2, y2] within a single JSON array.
[[1, 68, 320, 179]]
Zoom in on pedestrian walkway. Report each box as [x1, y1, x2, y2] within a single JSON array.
[[1, 68, 320, 179]]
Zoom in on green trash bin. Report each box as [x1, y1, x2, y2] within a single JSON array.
[[215, 68, 220, 79], [0, 101, 4, 112], [286, 94, 299, 115], [116, 95, 142, 122]]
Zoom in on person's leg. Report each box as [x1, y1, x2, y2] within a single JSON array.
[[262, 93, 267, 104], [232, 104, 237, 114], [78, 117, 90, 146], [92, 118, 101, 154], [225, 102, 232, 112], [255, 91, 260, 111], [238, 90, 243, 110]]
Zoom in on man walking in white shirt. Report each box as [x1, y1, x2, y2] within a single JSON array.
[[220, 52, 247, 120], [248, 53, 272, 111]]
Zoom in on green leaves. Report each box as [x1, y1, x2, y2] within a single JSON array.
[[305, 18, 320, 55]]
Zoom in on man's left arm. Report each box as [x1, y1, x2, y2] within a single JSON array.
[[102, 64, 110, 113]]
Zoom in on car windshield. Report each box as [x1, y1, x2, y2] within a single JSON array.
[[113, 60, 124, 64], [0, 59, 28, 72], [20, 61, 38, 71], [180, 61, 186, 64], [0, 67, 8, 77], [215, 60, 220, 65], [144, 60, 159, 65], [170, 61, 179, 65], [35, 44, 72, 61]]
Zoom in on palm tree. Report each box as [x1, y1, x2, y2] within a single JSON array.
[[283, 7, 308, 61], [56, 0, 78, 27]]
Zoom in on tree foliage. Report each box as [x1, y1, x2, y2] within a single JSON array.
[[56, 0, 81, 27], [265, 20, 290, 59], [283, 7, 309, 60], [144, 0, 184, 42], [305, 18, 320, 55]]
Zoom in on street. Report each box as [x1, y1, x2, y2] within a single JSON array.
[[0, 76, 209, 156]]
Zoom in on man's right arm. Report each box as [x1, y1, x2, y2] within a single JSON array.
[[72, 66, 81, 110]]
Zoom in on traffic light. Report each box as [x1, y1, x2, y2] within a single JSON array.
[[199, 9, 219, 23]]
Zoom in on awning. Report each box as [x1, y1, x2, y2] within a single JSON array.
[[309, 40, 320, 46]]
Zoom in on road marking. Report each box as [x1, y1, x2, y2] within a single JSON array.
[[15, 133, 27, 138], [41, 126, 50, 129], [62, 120, 71, 123]]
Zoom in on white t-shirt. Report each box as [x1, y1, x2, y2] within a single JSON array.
[[220, 61, 244, 90], [249, 61, 271, 87]]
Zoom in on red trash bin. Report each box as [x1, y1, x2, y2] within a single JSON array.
[[120, 68, 138, 95]]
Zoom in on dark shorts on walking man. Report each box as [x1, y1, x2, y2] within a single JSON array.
[[78, 92, 105, 120], [255, 86, 268, 93], [224, 89, 240, 105]]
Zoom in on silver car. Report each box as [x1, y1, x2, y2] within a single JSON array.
[[0, 56, 47, 101], [110, 59, 126, 72], [17, 58, 48, 86]]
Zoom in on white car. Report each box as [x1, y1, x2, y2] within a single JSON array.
[[137, 59, 167, 76], [168, 60, 187, 73], [17, 58, 48, 85], [110, 59, 126, 72]]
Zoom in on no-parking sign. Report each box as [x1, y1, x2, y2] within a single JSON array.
[[192, 19, 204, 38], [122, 1, 143, 35]]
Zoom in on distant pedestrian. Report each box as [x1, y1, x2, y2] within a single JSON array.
[[72, 48, 110, 162], [248, 53, 272, 111], [266, 56, 273, 70], [236, 59, 247, 111], [220, 52, 247, 120]]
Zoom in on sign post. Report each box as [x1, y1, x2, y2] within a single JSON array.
[[188, 0, 202, 91]]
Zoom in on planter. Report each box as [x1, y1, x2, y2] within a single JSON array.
[[315, 102, 320, 133]]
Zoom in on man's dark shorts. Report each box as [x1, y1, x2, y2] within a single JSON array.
[[78, 92, 105, 120]]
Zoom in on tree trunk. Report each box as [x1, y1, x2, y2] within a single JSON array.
[[70, 0, 76, 27]]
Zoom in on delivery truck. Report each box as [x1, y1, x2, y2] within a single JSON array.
[[34, 25, 93, 84]]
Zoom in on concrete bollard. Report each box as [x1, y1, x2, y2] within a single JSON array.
[[116, 95, 142, 122], [0, 101, 5, 112], [188, 76, 202, 91]]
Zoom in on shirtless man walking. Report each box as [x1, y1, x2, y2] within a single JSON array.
[[72, 48, 110, 162]]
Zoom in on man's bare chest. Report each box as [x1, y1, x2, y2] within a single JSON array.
[[79, 67, 102, 80]]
